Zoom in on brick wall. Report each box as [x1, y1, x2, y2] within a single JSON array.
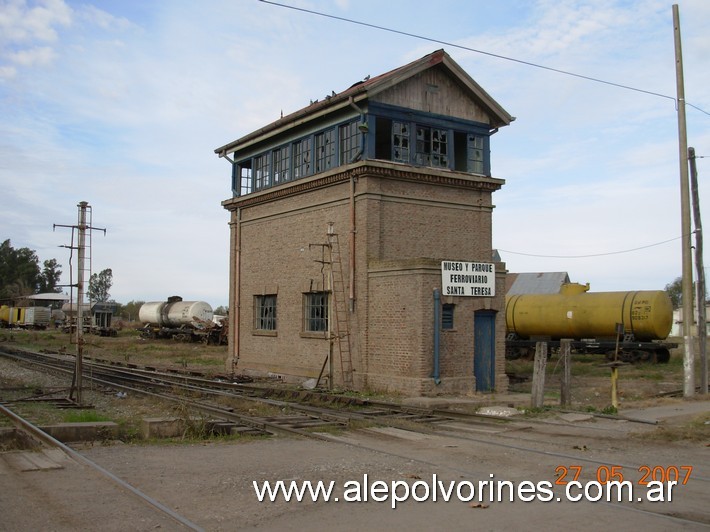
[[224, 161, 508, 395]]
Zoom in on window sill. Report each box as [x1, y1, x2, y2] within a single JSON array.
[[300, 331, 327, 339], [252, 329, 277, 337]]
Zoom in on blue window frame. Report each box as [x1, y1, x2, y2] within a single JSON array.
[[230, 106, 491, 197], [339, 121, 362, 165], [272, 145, 290, 184], [315, 129, 335, 173]]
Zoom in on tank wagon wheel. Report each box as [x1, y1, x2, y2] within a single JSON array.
[[505, 348, 522, 360], [616, 349, 645, 363], [653, 348, 671, 364]]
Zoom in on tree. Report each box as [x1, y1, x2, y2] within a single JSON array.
[[214, 305, 229, 316], [665, 276, 709, 309], [665, 277, 682, 309], [38, 258, 62, 293], [0, 239, 43, 299], [116, 300, 145, 322], [88, 268, 113, 302]]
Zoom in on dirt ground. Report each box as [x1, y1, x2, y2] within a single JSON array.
[[1, 402, 709, 531], [1, 330, 709, 531]]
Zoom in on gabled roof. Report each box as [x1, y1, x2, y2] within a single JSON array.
[[215, 49, 514, 157]]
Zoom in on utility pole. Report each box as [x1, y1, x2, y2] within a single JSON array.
[[54, 201, 105, 405], [689, 147, 707, 394], [673, 5, 695, 398]]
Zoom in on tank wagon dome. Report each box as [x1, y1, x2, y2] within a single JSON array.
[[139, 297, 214, 328]]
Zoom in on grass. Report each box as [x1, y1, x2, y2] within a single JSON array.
[[3, 402, 61, 424], [641, 412, 710, 442], [2, 327, 228, 374], [62, 410, 112, 423]]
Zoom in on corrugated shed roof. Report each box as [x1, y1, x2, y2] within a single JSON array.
[[25, 293, 71, 301], [506, 272, 571, 295]]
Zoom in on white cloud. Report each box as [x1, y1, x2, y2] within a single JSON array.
[[0, 0, 707, 303], [0, 0, 72, 80], [0, 0, 71, 43], [7, 45, 55, 66]]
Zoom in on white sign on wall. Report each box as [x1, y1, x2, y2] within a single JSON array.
[[441, 261, 495, 297]]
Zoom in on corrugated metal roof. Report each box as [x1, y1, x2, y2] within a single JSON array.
[[506, 272, 570, 295], [25, 293, 71, 301]]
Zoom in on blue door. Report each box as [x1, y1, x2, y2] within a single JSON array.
[[474, 311, 496, 392]]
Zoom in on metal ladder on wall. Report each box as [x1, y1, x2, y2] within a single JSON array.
[[327, 225, 354, 388]]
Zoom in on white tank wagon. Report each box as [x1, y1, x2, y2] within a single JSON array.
[[139, 298, 213, 327], [139, 296, 226, 345]]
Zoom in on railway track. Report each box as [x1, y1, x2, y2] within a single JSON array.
[[0, 346, 509, 440], [2, 345, 708, 528], [0, 402, 203, 530], [0, 345, 698, 447]]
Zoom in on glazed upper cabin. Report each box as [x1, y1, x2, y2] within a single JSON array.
[[215, 50, 514, 197]]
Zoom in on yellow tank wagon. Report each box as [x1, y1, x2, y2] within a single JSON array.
[[505, 283, 675, 363]]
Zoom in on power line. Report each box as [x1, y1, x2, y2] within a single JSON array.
[[260, 0, 710, 117], [497, 234, 691, 259]]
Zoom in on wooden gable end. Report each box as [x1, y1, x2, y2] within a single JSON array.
[[371, 64, 494, 126]]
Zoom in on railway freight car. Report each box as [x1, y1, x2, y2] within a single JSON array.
[[61, 302, 118, 336], [0, 305, 51, 329], [505, 283, 676, 363], [139, 296, 226, 345]]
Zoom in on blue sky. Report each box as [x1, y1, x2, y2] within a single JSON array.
[[1, 0, 708, 307]]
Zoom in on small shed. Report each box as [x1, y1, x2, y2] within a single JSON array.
[[506, 272, 571, 295]]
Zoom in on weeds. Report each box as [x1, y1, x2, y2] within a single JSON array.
[[62, 410, 112, 423]]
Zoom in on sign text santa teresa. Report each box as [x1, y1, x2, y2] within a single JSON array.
[[441, 261, 495, 296]]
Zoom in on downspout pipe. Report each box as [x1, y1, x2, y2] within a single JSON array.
[[227, 208, 241, 377], [347, 96, 366, 312], [349, 176, 356, 312], [432, 289, 441, 385]]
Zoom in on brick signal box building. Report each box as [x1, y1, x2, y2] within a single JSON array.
[[216, 50, 513, 395]]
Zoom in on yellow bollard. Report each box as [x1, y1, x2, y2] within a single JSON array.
[[600, 360, 627, 411]]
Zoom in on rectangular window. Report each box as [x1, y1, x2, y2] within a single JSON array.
[[467, 134, 484, 174], [235, 161, 252, 196], [254, 295, 277, 331], [392, 121, 410, 163], [442, 304, 454, 330], [339, 121, 362, 165], [415, 126, 447, 167], [315, 129, 335, 173], [415, 126, 430, 165], [272, 145, 290, 184], [375, 117, 392, 160], [253, 153, 270, 190], [293, 137, 312, 179], [304, 291, 328, 332], [431, 128, 448, 168]]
